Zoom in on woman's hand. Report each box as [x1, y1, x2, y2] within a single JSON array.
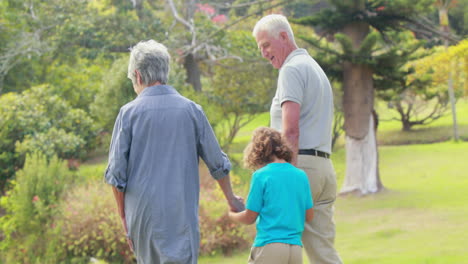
[[228, 195, 245, 212], [121, 216, 134, 252]]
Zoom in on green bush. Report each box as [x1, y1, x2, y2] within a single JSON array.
[[44, 56, 109, 111], [198, 170, 251, 256], [90, 57, 135, 133], [0, 85, 98, 190], [54, 181, 135, 264], [199, 207, 251, 257], [0, 152, 73, 263], [15, 127, 86, 159]]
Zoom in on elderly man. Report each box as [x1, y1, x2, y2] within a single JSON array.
[[105, 39, 244, 263], [253, 15, 342, 264]]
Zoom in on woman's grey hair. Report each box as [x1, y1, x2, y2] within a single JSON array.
[[252, 14, 296, 44], [127, 39, 170, 86]]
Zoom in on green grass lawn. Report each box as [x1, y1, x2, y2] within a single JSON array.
[[200, 141, 468, 263]]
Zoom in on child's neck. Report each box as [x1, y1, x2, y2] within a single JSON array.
[[271, 156, 287, 163]]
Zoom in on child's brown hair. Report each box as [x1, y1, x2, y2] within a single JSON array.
[[243, 127, 292, 170]]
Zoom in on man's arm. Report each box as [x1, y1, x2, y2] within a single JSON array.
[[217, 174, 245, 212], [282, 101, 301, 165], [228, 209, 258, 225]]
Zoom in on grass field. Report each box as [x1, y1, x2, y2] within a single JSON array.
[[200, 141, 468, 264]]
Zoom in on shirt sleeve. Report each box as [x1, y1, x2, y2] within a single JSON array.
[[196, 105, 231, 180], [246, 172, 264, 213], [104, 108, 131, 192], [278, 65, 304, 106]]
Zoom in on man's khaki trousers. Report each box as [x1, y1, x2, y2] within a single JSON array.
[[298, 155, 342, 264]]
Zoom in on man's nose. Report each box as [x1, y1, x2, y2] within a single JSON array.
[[261, 49, 268, 58]]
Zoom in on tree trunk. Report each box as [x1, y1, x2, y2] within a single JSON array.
[[184, 53, 202, 92], [340, 21, 383, 195], [372, 109, 384, 191], [132, 0, 144, 20], [341, 115, 379, 194], [439, 5, 459, 141], [402, 121, 412, 131]]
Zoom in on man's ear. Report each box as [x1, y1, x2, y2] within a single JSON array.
[[279, 31, 289, 41]]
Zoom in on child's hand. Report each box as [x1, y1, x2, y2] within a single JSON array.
[[228, 208, 258, 225], [228, 210, 237, 219]]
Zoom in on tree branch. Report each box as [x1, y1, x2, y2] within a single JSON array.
[[209, 0, 276, 9], [166, 0, 196, 46], [185, 0, 291, 54], [405, 15, 460, 44]]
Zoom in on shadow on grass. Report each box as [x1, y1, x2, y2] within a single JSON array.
[[377, 125, 468, 146]]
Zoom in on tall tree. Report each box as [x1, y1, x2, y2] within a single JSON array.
[[295, 0, 436, 195], [0, 0, 65, 93]]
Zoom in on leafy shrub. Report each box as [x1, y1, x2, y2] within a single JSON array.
[[15, 127, 86, 159], [44, 56, 109, 111], [0, 85, 98, 190], [90, 57, 135, 133], [0, 92, 24, 188], [198, 169, 252, 256], [0, 153, 73, 263], [199, 207, 251, 256], [55, 181, 135, 264]]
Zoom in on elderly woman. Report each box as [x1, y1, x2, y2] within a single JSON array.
[[105, 39, 244, 263]]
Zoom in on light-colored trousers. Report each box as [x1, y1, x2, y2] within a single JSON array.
[[298, 155, 342, 264], [248, 243, 303, 264]]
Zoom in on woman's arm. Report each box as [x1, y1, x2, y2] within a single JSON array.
[[217, 174, 245, 212], [112, 186, 134, 252], [228, 209, 259, 225], [112, 186, 125, 219]]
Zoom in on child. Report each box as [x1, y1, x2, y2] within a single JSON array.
[[229, 127, 314, 264]]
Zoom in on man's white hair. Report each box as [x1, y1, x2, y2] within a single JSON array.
[[127, 39, 171, 85], [252, 14, 296, 43]]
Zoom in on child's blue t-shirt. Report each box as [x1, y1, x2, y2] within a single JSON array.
[[246, 162, 313, 247]]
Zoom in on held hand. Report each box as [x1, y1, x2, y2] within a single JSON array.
[[121, 217, 134, 252], [228, 195, 245, 212], [126, 237, 134, 253]]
